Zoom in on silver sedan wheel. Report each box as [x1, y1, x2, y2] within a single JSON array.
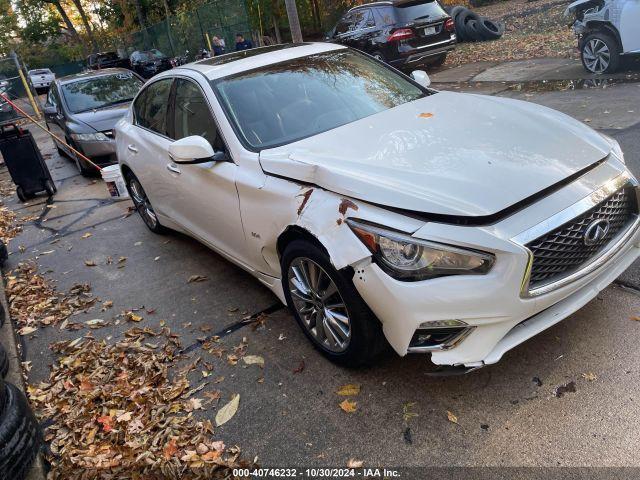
[[583, 38, 610, 73], [287, 257, 351, 353], [129, 178, 158, 229]]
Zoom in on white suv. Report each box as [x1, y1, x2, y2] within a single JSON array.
[[565, 0, 640, 74], [116, 43, 639, 370]]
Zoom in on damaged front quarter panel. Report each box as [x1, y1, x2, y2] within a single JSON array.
[[564, 0, 609, 32]]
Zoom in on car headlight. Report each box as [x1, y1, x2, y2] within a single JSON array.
[[71, 132, 109, 142], [600, 133, 625, 164], [346, 219, 495, 281]]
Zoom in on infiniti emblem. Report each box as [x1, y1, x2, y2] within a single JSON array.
[[583, 219, 610, 246]]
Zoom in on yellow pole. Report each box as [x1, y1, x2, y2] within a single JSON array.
[[205, 32, 213, 52], [17, 67, 41, 120]]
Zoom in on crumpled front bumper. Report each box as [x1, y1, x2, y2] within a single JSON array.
[[350, 161, 640, 367]]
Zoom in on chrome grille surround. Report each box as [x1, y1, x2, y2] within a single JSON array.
[[513, 172, 640, 297]]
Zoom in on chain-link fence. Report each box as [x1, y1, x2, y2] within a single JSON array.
[[117, 0, 252, 60], [0, 56, 29, 124]]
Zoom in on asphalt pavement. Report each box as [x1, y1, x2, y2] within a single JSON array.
[[2, 61, 640, 471]]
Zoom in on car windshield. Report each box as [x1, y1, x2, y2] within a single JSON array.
[[395, 0, 447, 22], [213, 50, 428, 150], [98, 53, 119, 61], [61, 72, 143, 113]]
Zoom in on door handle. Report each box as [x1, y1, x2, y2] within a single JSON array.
[[127, 145, 138, 153], [166, 162, 181, 174]]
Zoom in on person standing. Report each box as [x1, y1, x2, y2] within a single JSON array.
[[235, 33, 253, 51], [212, 36, 226, 56]]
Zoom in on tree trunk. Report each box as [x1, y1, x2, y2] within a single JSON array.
[[310, 0, 321, 32], [44, 0, 86, 55], [70, 0, 99, 53], [131, 0, 150, 48], [284, 0, 302, 43], [271, 0, 282, 43], [162, 0, 176, 56]]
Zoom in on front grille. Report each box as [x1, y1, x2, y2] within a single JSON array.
[[526, 186, 637, 290]]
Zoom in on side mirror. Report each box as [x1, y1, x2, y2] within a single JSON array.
[[44, 105, 57, 116], [168, 135, 217, 164], [411, 70, 431, 88]]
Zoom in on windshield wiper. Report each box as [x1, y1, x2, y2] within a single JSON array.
[[413, 14, 431, 20], [75, 98, 133, 113]]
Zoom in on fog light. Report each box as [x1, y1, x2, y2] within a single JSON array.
[[418, 319, 467, 329]]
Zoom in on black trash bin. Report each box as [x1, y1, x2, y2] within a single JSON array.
[[0, 123, 56, 202]]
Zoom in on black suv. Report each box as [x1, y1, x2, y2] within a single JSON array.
[[87, 52, 130, 70], [327, 0, 456, 69]]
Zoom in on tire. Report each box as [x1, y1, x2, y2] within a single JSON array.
[[475, 17, 504, 40], [428, 54, 447, 68], [124, 170, 167, 234], [581, 32, 620, 74], [16, 186, 27, 202], [0, 343, 7, 377], [0, 378, 5, 413], [371, 50, 386, 63], [465, 20, 484, 42], [281, 239, 387, 367], [456, 9, 481, 42], [76, 157, 94, 177], [0, 382, 41, 480], [450, 5, 466, 20], [44, 179, 56, 196]]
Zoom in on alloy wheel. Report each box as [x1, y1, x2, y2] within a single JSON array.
[[287, 257, 351, 353], [129, 178, 158, 229], [583, 38, 610, 73]]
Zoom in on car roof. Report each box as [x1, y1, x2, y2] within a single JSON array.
[[57, 68, 134, 85], [177, 42, 346, 81]]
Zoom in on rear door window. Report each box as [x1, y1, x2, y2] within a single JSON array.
[[352, 9, 374, 30], [134, 78, 173, 136], [335, 14, 354, 35]]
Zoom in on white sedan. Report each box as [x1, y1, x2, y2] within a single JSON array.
[[116, 43, 640, 370]]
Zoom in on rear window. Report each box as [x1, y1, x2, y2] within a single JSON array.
[[29, 69, 51, 75], [394, 0, 446, 23]]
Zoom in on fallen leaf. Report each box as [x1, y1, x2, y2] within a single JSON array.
[[97, 415, 114, 432], [81, 232, 92, 239], [84, 260, 96, 267], [447, 410, 458, 425], [215, 394, 240, 426], [163, 439, 178, 459], [339, 399, 357, 413], [293, 360, 305, 374], [126, 311, 143, 322], [347, 458, 364, 468], [582, 372, 597, 381], [18, 326, 37, 336], [188, 275, 208, 283], [418, 112, 434, 118], [631, 316, 640, 321], [242, 355, 264, 367], [336, 384, 361, 396]]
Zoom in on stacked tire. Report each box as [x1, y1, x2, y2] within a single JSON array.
[[0, 342, 41, 480], [447, 6, 505, 43]]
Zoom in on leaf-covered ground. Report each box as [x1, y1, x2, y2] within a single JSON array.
[[446, 0, 577, 66]]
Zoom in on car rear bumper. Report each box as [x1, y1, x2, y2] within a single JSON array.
[[389, 37, 456, 68]]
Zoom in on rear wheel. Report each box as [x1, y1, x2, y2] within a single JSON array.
[[124, 171, 166, 234], [581, 33, 620, 74], [281, 240, 387, 367], [371, 51, 386, 63], [429, 54, 447, 68]]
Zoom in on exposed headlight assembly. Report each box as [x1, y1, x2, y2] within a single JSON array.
[[600, 133, 625, 164], [346, 219, 494, 282], [71, 132, 110, 142]]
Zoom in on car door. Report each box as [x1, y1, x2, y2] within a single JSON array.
[[123, 77, 176, 219], [44, 86, 66, 151], [619, 0, 640, 53], [166, 77, 246, 263]]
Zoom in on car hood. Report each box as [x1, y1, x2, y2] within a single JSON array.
[[72, 103, 130, 133], [259, 91, 611, 218]]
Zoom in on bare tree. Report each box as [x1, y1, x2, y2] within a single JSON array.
[[42, 0, 86, 55]]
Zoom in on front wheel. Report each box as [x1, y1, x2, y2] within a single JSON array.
[[124, 171, 166, 234], [581, 33, 620, 74], [281, 240, 387, 367]]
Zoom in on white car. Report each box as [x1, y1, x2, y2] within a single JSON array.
[[116, 43, 640, 370], [28, 68, 55, 92], [565, 0, 640, 74]]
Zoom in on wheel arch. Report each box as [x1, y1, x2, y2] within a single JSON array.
[[582, 22, 622, 50]]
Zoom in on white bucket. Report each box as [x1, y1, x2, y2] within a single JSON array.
[[101, 164, 129, 200]]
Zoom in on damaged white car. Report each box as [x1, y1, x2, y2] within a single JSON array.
[[116, 43, 640, 371], [565, 0, 640, 73]]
